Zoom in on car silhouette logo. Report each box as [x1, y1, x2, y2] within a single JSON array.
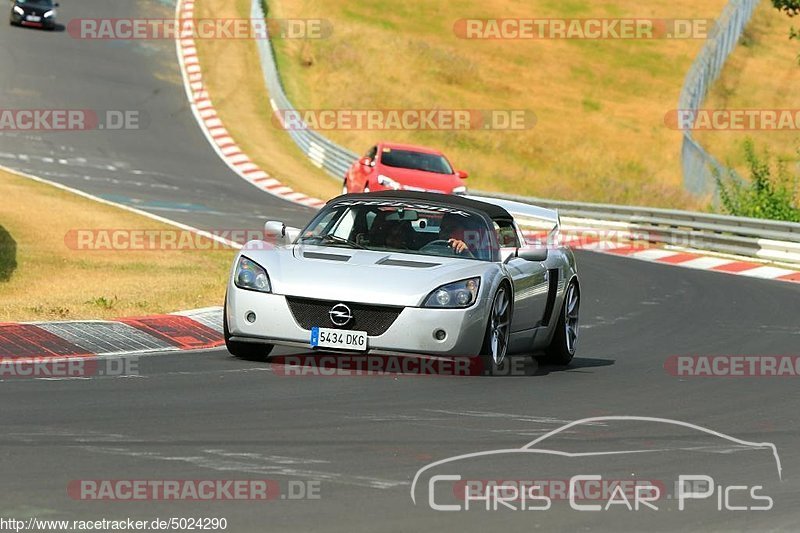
[[329, 303, 353, 326]]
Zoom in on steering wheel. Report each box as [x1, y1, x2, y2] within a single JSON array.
[[419, 239, 474, 258]]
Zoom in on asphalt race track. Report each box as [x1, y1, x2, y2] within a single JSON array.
[[2, 1, 800, 531], [0, 0, 313, 231]]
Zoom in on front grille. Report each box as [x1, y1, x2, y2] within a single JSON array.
[[285, 297, 403, 336]]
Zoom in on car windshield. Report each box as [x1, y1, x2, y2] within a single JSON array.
[[379, 149, 454, 174], [18, 0, 54, 5], [297, 199, 496, 261]]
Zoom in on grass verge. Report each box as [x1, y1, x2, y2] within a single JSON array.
[[0, 168, 235, 322], [262, 0, 733, 209], [190, 0, 796, 210], [192, 0, 341, 201], [694, 2, 800, 179]]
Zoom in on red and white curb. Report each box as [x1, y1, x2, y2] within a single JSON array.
[[174, 0, 325, 209], [598, 244, 800, 283], [0, 308, 224, 360]]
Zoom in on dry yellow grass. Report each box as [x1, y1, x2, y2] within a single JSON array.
[[193, 0, 796, 209], [0, 169, 235, 321], [695, 2, 800, 180], [264, 0, 735, 209], [192, 0, 341, 201]]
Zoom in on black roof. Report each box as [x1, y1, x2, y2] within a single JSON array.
[[329, 191, 512, 219]]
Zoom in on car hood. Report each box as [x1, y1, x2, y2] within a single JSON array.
[[238, 244, 491, 307], [377, 166, 463, 193]]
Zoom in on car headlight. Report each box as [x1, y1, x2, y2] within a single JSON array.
[[377, 174, 402, 190], [13, 6, 24, 15], [423, 277, 480, 308], [43, 9, 55, 17], [234, 256, 271, 293], [452, 186, 467, 195]]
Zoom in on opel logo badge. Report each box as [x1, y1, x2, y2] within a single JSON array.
[[328, 303, 353, 327]]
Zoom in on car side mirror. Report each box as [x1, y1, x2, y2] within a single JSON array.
[[264, 220, 299, 245], [359, 156, 372, 167], [515, 246, 548, 262], [285, 226, 301, 242], [456, 170, 468, 179]]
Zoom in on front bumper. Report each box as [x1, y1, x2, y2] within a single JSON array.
[[11, 12, 54, 28], [226, 287, 488, 356]]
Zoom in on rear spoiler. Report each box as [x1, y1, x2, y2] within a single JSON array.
[[466, 195, 560, 233]]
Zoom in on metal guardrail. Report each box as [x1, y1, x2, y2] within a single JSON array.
[[252, 0, 358, 183], [251, 0, 800, 265], [679, 0, 760, 195], [476, 192, 800, 265]]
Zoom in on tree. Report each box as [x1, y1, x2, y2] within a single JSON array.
[[772, 0, 800, 16], [772, 0, 800, 63]]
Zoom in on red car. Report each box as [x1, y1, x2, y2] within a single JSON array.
[[343, 142, 468, 195]]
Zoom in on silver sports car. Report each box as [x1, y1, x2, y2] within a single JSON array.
[[224, 191, 579, 368]]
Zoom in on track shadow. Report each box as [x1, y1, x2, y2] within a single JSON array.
[[0, 225, 17, 282], [9, 22, 65, 32], [533, 356, 615, 376], [258, 352, 615, 378]]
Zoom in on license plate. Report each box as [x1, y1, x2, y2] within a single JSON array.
[[26, 15, 41, 21], [310, 327, 367, 351]]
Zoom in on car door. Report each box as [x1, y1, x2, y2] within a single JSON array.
[[496, 220, 549, 333]]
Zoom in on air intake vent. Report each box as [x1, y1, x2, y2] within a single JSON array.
[[286, 297, 403, 336], [375, 258, 440, 268], [302, 251, 351, 262], [540, 269, 560, 327]]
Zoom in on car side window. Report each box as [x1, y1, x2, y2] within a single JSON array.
[[494, 220, 520, 248]]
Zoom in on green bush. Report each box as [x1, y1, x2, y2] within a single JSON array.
[[715, 140, 800, 222]]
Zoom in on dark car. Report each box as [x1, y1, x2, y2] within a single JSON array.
[[9, 0, 59, 30]]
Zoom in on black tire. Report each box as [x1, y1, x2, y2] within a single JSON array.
[[223, 302, 274, 361], [541, 280, 579, 365], [479, 284, 511, 375]]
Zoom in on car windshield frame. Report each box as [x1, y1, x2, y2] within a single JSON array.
[[296, 199, 498, 262], [378, 149, 454, 175], [18, 0, 54, 6]]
